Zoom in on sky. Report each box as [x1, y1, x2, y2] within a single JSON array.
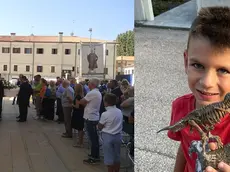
[[0, 0, 134, 41]]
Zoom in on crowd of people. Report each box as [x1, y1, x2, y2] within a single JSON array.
[[0, 74, 134, 172]]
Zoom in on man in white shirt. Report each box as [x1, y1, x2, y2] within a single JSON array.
[[76, 78, 102, 164], [98, 93, 123, 172]]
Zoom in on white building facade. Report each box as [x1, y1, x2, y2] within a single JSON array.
[[123, 66, 134, 75], [0, 33, 117, 81]]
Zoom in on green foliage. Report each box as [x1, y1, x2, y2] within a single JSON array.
[[152, 0, 186, 16], [116, 30, 134, 56]]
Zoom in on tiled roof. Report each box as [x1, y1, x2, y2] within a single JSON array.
[[116, 56, 134, 61], [0, 35, 115, 43]]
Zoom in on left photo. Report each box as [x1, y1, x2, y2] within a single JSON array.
[[0, 1, 134, 172]]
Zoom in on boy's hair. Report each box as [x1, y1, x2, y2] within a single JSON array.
[[187, 7, 230, 50], [103, 93, 117, 106]]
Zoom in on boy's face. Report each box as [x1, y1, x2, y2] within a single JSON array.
[[184, 37, 230, 108]]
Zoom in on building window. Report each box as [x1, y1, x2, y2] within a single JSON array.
[[51, 66, 55, 73], [106, 49, 109, 55], [132, 69, 134, 74], [37, 48, 44, 54], [2, 47, 10, 53], [24, 48, 32, 54], [78, 49, 80, 55], [72, 67, 75, 71], [37, 66, 43, 72], [3, 65, 7, 71], [104, 68, 108, 74], [13, 48, 20, 53], [14, 65, 18, 71], [65, 49, 71, 55], [26, 65, 30, 72], [52, 48, 58, 54]]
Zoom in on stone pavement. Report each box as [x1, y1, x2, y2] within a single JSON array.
[[0, 98, 109, 172], [135, 27, 190, 172]]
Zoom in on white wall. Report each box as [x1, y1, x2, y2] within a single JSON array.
[[135, 0, 154, 21]]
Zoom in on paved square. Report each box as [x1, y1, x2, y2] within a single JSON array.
[[0, 98, 108, 172]]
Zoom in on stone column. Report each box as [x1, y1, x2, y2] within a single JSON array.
[[135, 0, 154, 21], [196, 0, 230, 14]]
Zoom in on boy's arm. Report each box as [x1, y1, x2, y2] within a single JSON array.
[[167, 101, 185, 171], [173, 144, 186, 172], [98, 113, 106, 130]]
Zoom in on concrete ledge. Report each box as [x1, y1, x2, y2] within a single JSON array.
[[135, 0, 197, 30]]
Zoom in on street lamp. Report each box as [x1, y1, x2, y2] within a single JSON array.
[[88, 28, 92, 52]]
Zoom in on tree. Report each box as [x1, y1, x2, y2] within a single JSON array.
[[116, 30, 134, 56], [152, 0, 187, 16]]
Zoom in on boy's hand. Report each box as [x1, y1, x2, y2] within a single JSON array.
[[205, 142, 230, 172]]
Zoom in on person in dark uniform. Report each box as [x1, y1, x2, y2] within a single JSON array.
[[0, 74, 4, 120], [17, 76, 33, 122]]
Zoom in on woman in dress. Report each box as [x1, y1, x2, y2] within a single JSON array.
[[71, 84, 85, 147]]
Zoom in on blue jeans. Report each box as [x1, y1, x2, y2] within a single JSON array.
[[86, 120, 100, 159]]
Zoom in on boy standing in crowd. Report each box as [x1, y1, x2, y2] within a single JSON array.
[[98, 93, 123, 172]]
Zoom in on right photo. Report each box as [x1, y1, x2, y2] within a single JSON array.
[[135, 0, 230, 172]]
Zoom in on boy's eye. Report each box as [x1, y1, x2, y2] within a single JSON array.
[[191, 63, 203, 69], [218, 68, 230, 74]]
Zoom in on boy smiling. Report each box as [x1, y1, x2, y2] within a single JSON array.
[[167, 7, 230, 172]]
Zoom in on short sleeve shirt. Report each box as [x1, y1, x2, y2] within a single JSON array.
[[61, 86, 74, 107], [99, 106, 123, 135], [168, 93, 230, 172], [83, 88, 102, 121]]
